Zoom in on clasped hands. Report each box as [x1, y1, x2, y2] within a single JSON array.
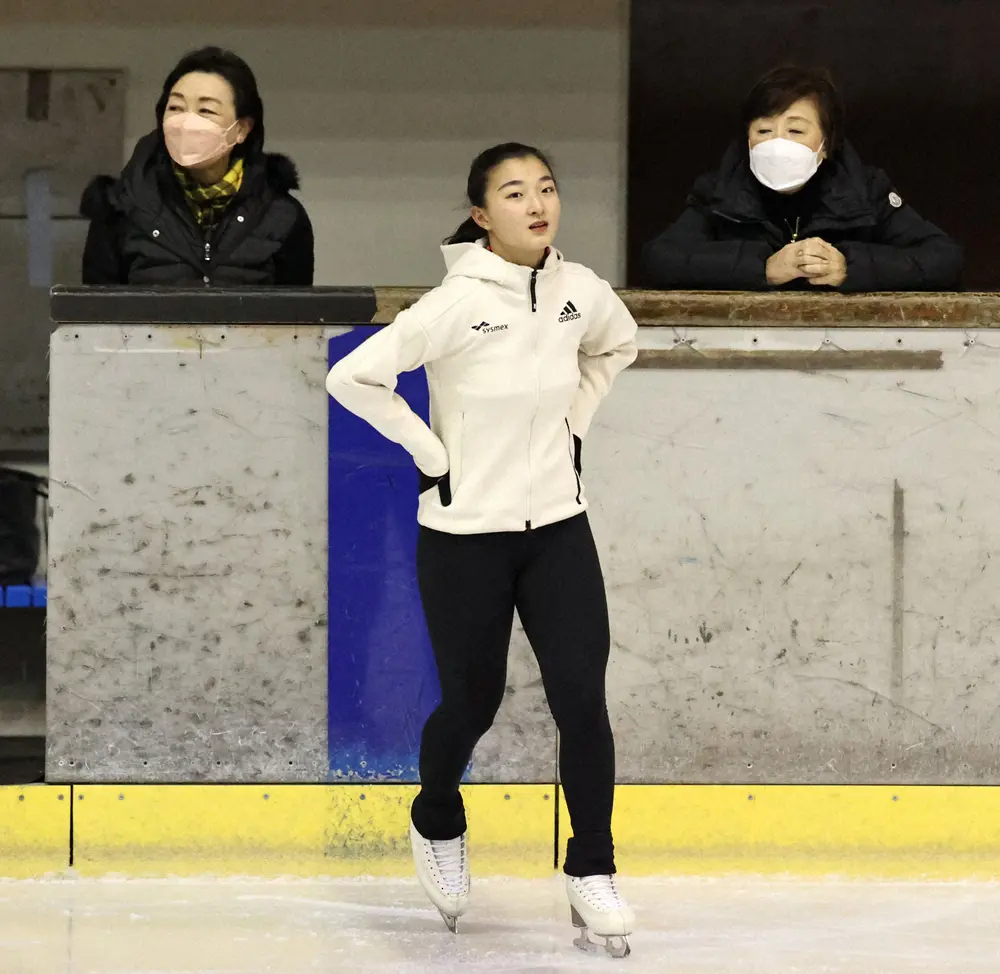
[[766, 237, 847, 287]]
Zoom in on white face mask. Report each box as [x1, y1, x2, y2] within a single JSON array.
[[749, 138, 824, 193]]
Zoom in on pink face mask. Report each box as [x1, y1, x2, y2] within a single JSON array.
[[162, 112, 241, 168]]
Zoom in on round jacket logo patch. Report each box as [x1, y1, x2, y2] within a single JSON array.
[[888, 192, 903, 208]]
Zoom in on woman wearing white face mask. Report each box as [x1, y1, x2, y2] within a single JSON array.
[[643, 65, 962, 291], [81, 47, 313, 286]]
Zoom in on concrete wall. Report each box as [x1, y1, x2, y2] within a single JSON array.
[[0, 67, 125, 454], [0, 0, 628, 286], [47, 321, 1000, 784]]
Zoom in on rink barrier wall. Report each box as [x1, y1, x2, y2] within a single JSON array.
[[47, 288, 1000, 785], [7, 784, 1000, 880]]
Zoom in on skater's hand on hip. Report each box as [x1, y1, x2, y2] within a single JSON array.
[[417, 468, 452, 507]]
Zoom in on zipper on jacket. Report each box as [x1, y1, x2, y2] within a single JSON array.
[[524, 274, 541, 531], [203, 237, 212, 286]]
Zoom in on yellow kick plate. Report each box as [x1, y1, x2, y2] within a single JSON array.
[[18, 783, 1000, 880], [73, 784, 555, 878], [560, 785, 1000, 879], [0, 785, 70, 878]]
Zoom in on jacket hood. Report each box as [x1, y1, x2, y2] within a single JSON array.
[[440, 240, 563, 290], [80, 130, 302, 218], [263, 153, 301, 193], [80, 175, 118, 221]]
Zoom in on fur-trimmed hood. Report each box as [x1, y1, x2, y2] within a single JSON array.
[[262, 152, 300, 194]]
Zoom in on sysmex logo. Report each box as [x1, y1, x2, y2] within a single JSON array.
[[471, 321, 509, 335]]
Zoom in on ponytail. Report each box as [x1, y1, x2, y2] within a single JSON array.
[[445, 216, 485, 246]]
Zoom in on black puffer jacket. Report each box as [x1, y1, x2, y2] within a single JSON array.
[[642, 141, 963, 291], [80, 132, 314, 286]]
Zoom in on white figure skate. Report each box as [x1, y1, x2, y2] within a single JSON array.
[[567, 874, 634, 958], [409, 821, 470, 933]]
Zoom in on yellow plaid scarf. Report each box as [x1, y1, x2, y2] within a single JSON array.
[[174, 158, 244, 228]]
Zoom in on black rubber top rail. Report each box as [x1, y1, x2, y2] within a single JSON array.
[[50, 286, 1000, 328]]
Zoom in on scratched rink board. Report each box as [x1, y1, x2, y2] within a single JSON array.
[[590, 326, 1000, 783], [47, 320, 1000, 783], [46, 326, 333, 782]]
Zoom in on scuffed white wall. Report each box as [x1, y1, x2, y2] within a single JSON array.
[[47, 323, 1000, 783]]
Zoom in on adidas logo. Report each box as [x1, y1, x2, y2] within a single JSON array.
[[558, 300, 582, 323], [471, 320, 508, 334]]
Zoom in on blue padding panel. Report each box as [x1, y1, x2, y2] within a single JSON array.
[[3, 585, 32, 608], [327, 330, 440, 781], [0, 584, 47, 608]]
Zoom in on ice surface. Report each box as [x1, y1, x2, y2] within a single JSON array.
[[2, 875, 999, 973]]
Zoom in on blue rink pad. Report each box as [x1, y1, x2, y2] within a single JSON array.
[[0, 584, 47, 608], [327, 331, 441, 781]]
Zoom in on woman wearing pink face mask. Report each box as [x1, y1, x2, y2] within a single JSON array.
[[81, 47, 313, 286]]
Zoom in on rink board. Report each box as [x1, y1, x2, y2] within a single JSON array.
[[39, 784, 1000, 881], [70, 784, 555, 878], [0, 786, 70, 877], [46, 308, 1000, 786]]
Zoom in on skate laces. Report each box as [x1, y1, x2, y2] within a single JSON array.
[[573, 874, 623, 910], [430, 835, 468, 894]]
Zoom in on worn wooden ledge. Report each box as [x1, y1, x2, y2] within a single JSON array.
[[374, 289, 1000, 328]]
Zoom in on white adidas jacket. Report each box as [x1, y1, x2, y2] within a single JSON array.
[[325, 241, 638, 534]]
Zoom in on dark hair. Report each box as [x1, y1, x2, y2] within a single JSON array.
[[155, 46, 265, 159], [741, 65, 845, 155], [446, 142, 556, 245]]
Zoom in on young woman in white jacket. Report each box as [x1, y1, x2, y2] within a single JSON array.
[[326, 143, 638, 957]]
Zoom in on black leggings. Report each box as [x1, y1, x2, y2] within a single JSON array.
[[410, 513, 617, 877]]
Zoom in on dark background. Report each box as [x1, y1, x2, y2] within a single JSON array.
[[627, 0, 1000, 289]]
